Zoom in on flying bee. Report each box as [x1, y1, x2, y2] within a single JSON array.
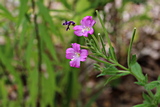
[[62, 20, 75, 31]]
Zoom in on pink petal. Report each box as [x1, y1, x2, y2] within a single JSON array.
[[71, 43, 80, 52], [80, 49, 88, 61], [66, 48, 75, 59], [88, 28, 94, 35], [83, 31, 89, 37], [70, 57, 80, 68], [90, 20, 96, 26], [74, 30, 84, 36], [73, 25, 83, 30], [81, 16, 92, 27], [73, 25, 84, 36], [81, 16, 96, 27]]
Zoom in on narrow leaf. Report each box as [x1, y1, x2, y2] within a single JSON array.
[[104, 72, 130, 85], [127, 28, 136, 67], [145, 81, 160, 90], [97, 65, 119, 77]]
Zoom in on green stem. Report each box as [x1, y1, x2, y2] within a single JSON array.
[[147, 90, 154, 99], [114, 62, 129, 71], [127, 28, 136, 67], [80, 45, 89, 50], [96, 10, 112, 48], [88, 55, 116, 66], [118, 70, 130, 73], [98, 34, 107, 56], [96, 10, 116, 61], [91, 34, 100, 51], [98, 53, 128, 71]]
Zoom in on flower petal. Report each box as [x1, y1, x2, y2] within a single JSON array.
[[70, 57, 80, 68], [83, 31, 89, 37], [66, 48, 75, 59], [74, 30, 84, 36], [80, 16, 96, 27], [73, 25, 83, 30], [88, 28, 94, 35], [81, 16, 92, 27], [71, 43, 80, 52], [73, 25, 84, 36], [80, 49, 88, 61], [90, 19, 96, 26]]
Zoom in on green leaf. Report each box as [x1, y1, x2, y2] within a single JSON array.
[[39, 24, 59, 63], [145, 81, 160, 90], [17, 0, 28, 27], [0, 4, 15, 21], [129, 54, 137, 66], [127, 28, 136, 67], [133, 104, 152, 107], [142, 93, 151, 103], [37, 1, 63, 41], [41, 54, 57, 107], [60, 0, 71, 10], [134, 81, 145, 86], [27, 69, 38, 107], [155, 76, 160, 103], [130, 62, 145, 83], [97, 65, 119, 77], [104, 72, 130, 85], [109, 46, 117, 61], [96, 10, 112, 52], [24, 31, 34, 65], [0, 78, 8, 107]]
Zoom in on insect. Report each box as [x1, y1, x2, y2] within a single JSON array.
[[62, 20, 75, 31]]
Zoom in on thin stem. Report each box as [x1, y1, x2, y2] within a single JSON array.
[[98, 34, 107, 56], [96, 10, 115, 61], [147, 90, 154, 99], [91, 34, 100, 51], [88, 55, 116, 66], [96, 10, 112, 48], [118, 70, 130, 73], [107, 59, 128, 71], [80, 45, 89, 50], [99, 53, 129, 71], [31, 0, 42, 106]]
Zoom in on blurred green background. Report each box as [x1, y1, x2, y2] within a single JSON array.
[[0, 0, 160, 107]]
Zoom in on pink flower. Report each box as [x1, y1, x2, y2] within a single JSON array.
[[66, 43, 88, 68], [73, 16, 96, 37]]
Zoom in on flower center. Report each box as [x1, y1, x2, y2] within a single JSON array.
[[71, 52, 80, 61], [82, 27, 90, 33], [75, 52, 80, 57]]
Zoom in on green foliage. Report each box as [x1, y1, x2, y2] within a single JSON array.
[[130, 62, 145, 84], [104, 72, 130, 85], [97, 65, 119, 77], [0, 0, 160, 107], [128, 28, 136, 67], [133, 104, 154, 107], [108, 47, 117, 61], [17, 0, 28, 27], [129, 54, 137, 66], [145, 81, 160, 90], [0, 0, 97, 106], [0, 4, 15, 21]]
